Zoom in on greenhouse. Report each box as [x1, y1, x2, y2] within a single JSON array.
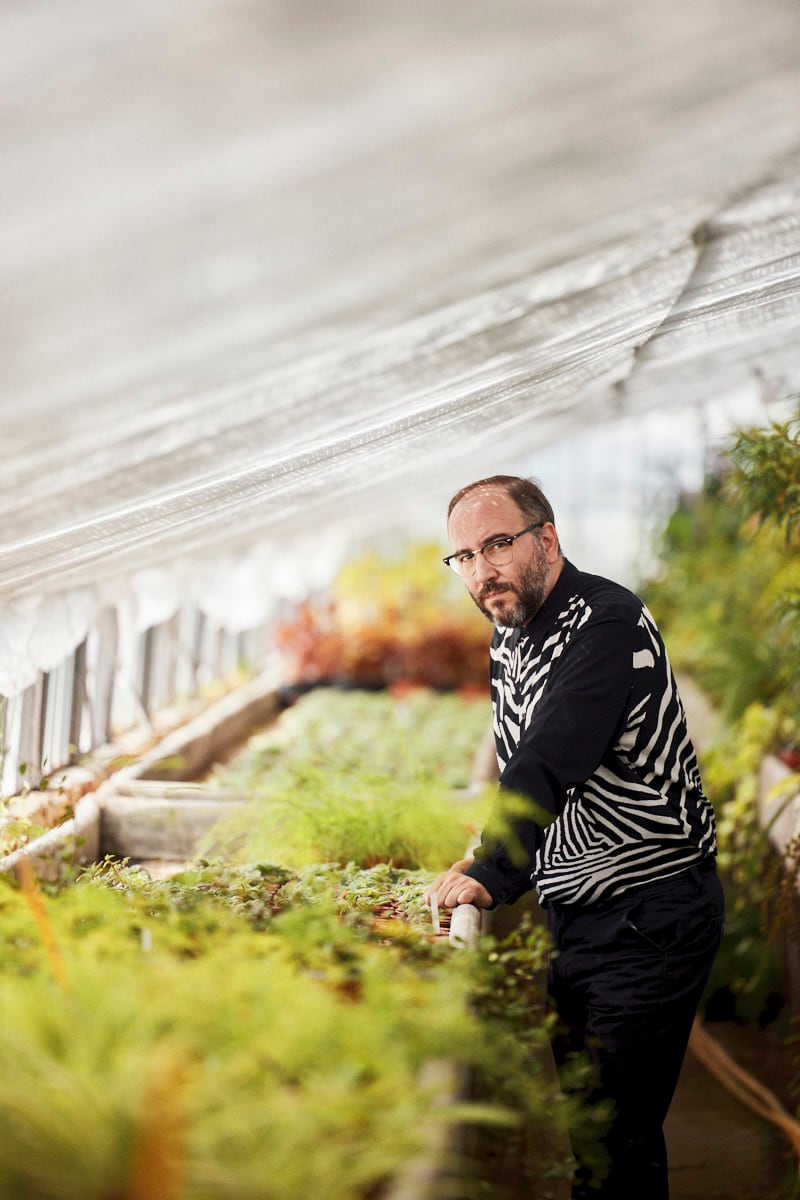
[[2, 1, 800, 1197]]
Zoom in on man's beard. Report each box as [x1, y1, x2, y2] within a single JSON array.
[[472, 547, 549, 628]]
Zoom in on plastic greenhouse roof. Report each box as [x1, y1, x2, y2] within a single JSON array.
[[1, 0, 799, 693]]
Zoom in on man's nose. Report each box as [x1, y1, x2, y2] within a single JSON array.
[[473, 552, 499, 583]]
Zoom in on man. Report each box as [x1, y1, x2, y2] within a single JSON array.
[[426, 474, 724, 1200]]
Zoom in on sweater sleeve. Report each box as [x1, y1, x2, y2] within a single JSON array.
[[464, 604, 636, 905]]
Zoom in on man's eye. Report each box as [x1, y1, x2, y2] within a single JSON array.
[[487, 539, 512, 552], [456, 551, 475, 565]]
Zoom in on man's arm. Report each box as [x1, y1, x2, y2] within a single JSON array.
[[461, 607, 637, 906]]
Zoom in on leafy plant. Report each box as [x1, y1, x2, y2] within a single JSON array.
[[640, 402, 800, 1021], [0, 835, 572, 1200], [465, 912, 605, 1197], [274, 542, 491, 691], [0, 872, 486, 1200], [699, 703, 785, 1020], [726, 399, 800, 741], [644, 476, 799, 723], [0, 813, 48, 858], [726, 399, 800, 544], [0, 679, 577, 1198]]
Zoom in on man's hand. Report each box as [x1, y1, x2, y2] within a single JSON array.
[[424, 858, 493, 910]]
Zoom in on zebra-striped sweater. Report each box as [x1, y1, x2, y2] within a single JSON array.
[[464, 559, 717, 908]]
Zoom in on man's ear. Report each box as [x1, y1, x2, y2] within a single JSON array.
[[540, 521, 560, 563]]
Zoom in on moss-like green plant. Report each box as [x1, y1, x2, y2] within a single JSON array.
[[0, 875, 444, 1197]]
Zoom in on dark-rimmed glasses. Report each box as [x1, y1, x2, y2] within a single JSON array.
[[443, 522, 544, 577]]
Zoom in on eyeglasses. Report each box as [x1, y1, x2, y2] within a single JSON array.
[[443, 522, 545, 577]]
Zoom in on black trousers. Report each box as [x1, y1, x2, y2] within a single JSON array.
[[546, 863, 724, 1199]]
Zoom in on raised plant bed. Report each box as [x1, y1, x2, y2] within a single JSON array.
[[96, 666, 284, 863], [0, 669, 283, 882], [0, 678, 561, 1200], [0, 790, 101, 883]]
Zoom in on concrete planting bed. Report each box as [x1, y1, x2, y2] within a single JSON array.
[[0, 668, 282, 880]]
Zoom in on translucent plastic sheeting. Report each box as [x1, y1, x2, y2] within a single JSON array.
[[1, 0, 800, 694]]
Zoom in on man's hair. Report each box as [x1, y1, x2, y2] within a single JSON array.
[[447, 474, 556, 527]]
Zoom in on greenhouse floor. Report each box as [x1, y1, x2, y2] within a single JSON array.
[[665, 1019, 797, 1200], [467, 1016, 796, 1200]]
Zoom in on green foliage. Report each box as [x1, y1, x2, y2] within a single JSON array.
[[81, 856, 297, 932], [467, 913, 603, 1195], [201, 761, 490, 871], [0, 814, 48, 858], [725, 400, 800, 732], [643, 401, 800, 736], [641, 403, 800, 1020], [699, 703, 785, 1019], [726, 400, 800, 544], [471, 913, 557, 1092], [0, 873, 482, 1200], [276, 860, 432, 927], [0, 849, 569, 1200], [213, 686, 492, 791], [201, 688, 492, 870], [0, 687, 574, 1197], [644, 476, 800, 724]]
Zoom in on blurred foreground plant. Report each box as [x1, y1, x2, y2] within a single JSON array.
[[0, 864, 542, 1200]]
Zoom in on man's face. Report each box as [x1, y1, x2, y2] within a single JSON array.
[[447, 486, 555, 628]]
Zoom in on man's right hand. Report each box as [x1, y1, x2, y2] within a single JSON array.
[[424, 858, 494, 910]]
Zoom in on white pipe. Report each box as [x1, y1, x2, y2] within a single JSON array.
[[448, 903, 484, 948]]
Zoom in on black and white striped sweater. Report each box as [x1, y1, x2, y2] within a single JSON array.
[[465, 560, 717, 908]]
